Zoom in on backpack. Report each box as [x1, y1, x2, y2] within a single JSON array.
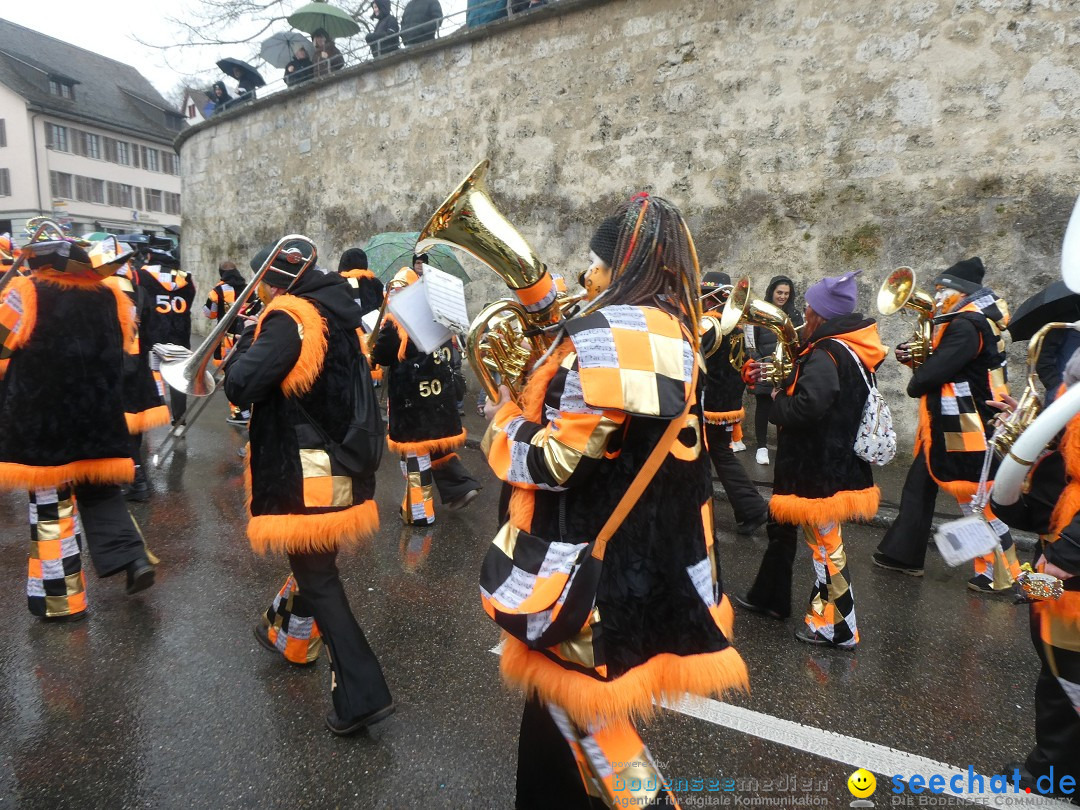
[[835, 341, 897, 466]]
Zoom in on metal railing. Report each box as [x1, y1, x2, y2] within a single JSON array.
[[205, 0, 555, 117]]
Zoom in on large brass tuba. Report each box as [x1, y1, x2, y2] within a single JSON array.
[[877, 267, 935, 368], [719, 276, 800, 386], [415, 160, 558, 404]]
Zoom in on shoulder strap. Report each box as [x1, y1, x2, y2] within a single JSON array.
[[592, 360, 699, 561], [831, 339, 873, 392]]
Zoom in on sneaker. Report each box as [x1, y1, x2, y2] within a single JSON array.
[[732, 593, 785, 621], [872, 552, 924, 577], [445, 489, 480, 511], [755, 448, 770, 465], [967, 574, 1012, 595], [225, 416, 249, 427], [731, 440, 746, 453], [42, 610, 88, 623], [325, 703, 396, 736]]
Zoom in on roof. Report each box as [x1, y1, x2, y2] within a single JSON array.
[[0, 18, 186, 144], [182, 86, 210, 114]]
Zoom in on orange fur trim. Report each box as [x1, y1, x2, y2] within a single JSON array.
[[248, 500, 379, 554], [429, 452, 460, 470], [107, 281, 137, 352], [769, 486, 880, 525], [388, 429, 467, 456], [704, 408, 744, 426], [125, 405, 170, 435], [1049, 416, 1080, 539], [4, 275, 36, 351], [522, 342, 575, 421], [500, 635, 749, 729], [0, 457, 134, 489], [32, 270, 102, 289], [382, 314, 411, 362], [915, 397, 932, 457], [255, 295, 327, 397], [717, 593, 735, 640], [0, 358, 7, 378], [340, 269, 376, 280]]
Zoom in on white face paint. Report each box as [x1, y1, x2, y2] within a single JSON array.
[[934, 286, 962, 313]]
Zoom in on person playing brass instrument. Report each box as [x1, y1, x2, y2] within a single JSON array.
[[736, 270, 887, 649], [874, 257, 1021, 593], [482, 194, 748, 808]]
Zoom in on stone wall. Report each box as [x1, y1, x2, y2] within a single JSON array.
[[178, 0, 1080, 446]]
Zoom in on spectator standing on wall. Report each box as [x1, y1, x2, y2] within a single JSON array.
[[312, 29, 345, 77], [208, 81, 232, 115], [401, 0, 442, 45], [366, 0, 400, 57], [284, 46, 314, 86]]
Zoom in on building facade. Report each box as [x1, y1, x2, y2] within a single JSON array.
[[0, 19, 184, 238]]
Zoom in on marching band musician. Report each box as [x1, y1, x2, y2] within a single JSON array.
[[482, 194, 748, 808], [0, 240, 156, 621], [137, 248, 195, 426], [336, 247, 385, 385], [224, 240, 394, 735], [370, 254, 481, 526], [203, 260, 254, 424], [736, 271, 887, 650], [990, 351, 1080, 797], [874, 257, 1021, 593], [699, 270, 768, 535]]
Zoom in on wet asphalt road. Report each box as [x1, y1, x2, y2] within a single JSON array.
[[0, 396, 1050, 809]]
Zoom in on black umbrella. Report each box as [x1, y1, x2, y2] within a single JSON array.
[[1006, 280, 1080, 341], [216, 57, 266, 88]]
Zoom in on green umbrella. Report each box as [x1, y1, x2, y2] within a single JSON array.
[[82, 232, 114, 242], [364, 231, 469, 283], [287, 0, 362, 38]]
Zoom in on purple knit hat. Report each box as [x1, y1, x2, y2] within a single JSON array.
[[805, 270, 863, 320]]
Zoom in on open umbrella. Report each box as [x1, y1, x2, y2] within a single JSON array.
[[287, 0, 362, 38], [261, 31, 314, 68], [1006, 280, 1080, 341], [364, 231, 469, 283], [216, 57, 266, 88]]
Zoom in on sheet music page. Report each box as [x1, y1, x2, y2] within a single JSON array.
[[421, 265, 471, 335], [933, 515, 999, 567], [361, 309, 379, 335], [387, 278, 452, 353]]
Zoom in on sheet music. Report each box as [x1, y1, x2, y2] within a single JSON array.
[[387, 278, 452, 354], [933, 515, 999, 567], [421, 265, 471, 335], [361, 309, 380, 335]]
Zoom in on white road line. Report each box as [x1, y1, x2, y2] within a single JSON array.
[[488, 644, 1073, 808]]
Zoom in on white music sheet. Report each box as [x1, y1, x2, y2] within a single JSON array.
[[422, 265, 471, 335], [387, 278, 452, 353], [933, 515, 999, 567]]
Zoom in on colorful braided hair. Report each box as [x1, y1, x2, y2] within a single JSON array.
[[583, 193, 703, 348]]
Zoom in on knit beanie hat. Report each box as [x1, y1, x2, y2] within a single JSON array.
[[338, 247, 368, 272], [933, 257, 985, 294], [701, 270, 731, 292], [589, 214, 622, 268], [805, 270, 862, 320], [251, 239, 317, 290]]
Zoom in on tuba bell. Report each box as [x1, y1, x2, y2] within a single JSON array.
[[877, 267, 935, 368], [719, 276, 800, 386], [415, 159, 559, 404]]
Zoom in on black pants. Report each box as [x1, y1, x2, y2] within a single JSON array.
[[876, 455, 938, 568], [287, 551, 392, 722], [517, 696, 602, 810], [746, 519, 798, 618], [754, 394, 772, 450], [431, 451, 481, 504], [705, 424, 766, 525], [73, 484, 147, 577], [1025, 608, 1080, 787]]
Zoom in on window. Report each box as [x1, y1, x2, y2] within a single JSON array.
[[48, 79, 74, 99], [164, 192, 181, 216], [116, 141, 130, 166], [0, 120, 6, 148], [78, 131, 100, 160], [161, 153, 177, 175], [133, 187, 143, 210], [145, 188, 163, 212], [141, 146, 160, 172], [187, 103, 196, 118], [0, 169, 10, 197], [76, 176, 105, 204], [50, 171, 72, 199], [106, 181, 133, 208], [103, 137, 116, 162], [45, 123, 69, 152], [132, 145, 140, 168]]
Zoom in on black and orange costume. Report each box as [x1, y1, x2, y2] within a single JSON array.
[[742, 280, 887, 649], [877, 258, 1020, 592], [370, 267, 479, 525], [203, 263, 254, 421], [224, 242, 392, 732], [137, 253, 195, 425], [991, 409, 1080, 793], [483, 196, 748, 808], [700, 271, 767, 534], [337, 247, 385, 384], [0, 240, 156, 619]]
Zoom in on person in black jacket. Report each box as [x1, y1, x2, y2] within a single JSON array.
[[874, 257, 1021, 594], [284, 46, 314, 86], [208, 80, 232, 115], [204, 260, 253, 423], [700, 271, 768, 535], [225, 240, 393, 735], [748, 275, 803, 466], [401, 0, 442, 44], [312, 29, 345, 77], [366, 0, 401, 57], [137, 249, 196, 426]]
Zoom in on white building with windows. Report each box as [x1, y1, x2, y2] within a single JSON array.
[[0, 18, 184, 238]]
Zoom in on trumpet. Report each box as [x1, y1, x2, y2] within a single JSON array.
[[989, 321, 1080, 458], [878, 267, 935, 368], [0, 217, 69, 295], [719, 276, 800, 386], [416, 159, 557, 404]]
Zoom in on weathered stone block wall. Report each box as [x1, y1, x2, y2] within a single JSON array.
[[178, 0, 1080, 447]]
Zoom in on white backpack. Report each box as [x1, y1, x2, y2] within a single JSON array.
[[836, 341, 897, 466]]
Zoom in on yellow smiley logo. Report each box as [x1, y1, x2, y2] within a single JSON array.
[[848, 769, 876, 798]]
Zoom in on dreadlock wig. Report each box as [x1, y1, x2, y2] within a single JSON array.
[[584, 193, 703, 349]]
